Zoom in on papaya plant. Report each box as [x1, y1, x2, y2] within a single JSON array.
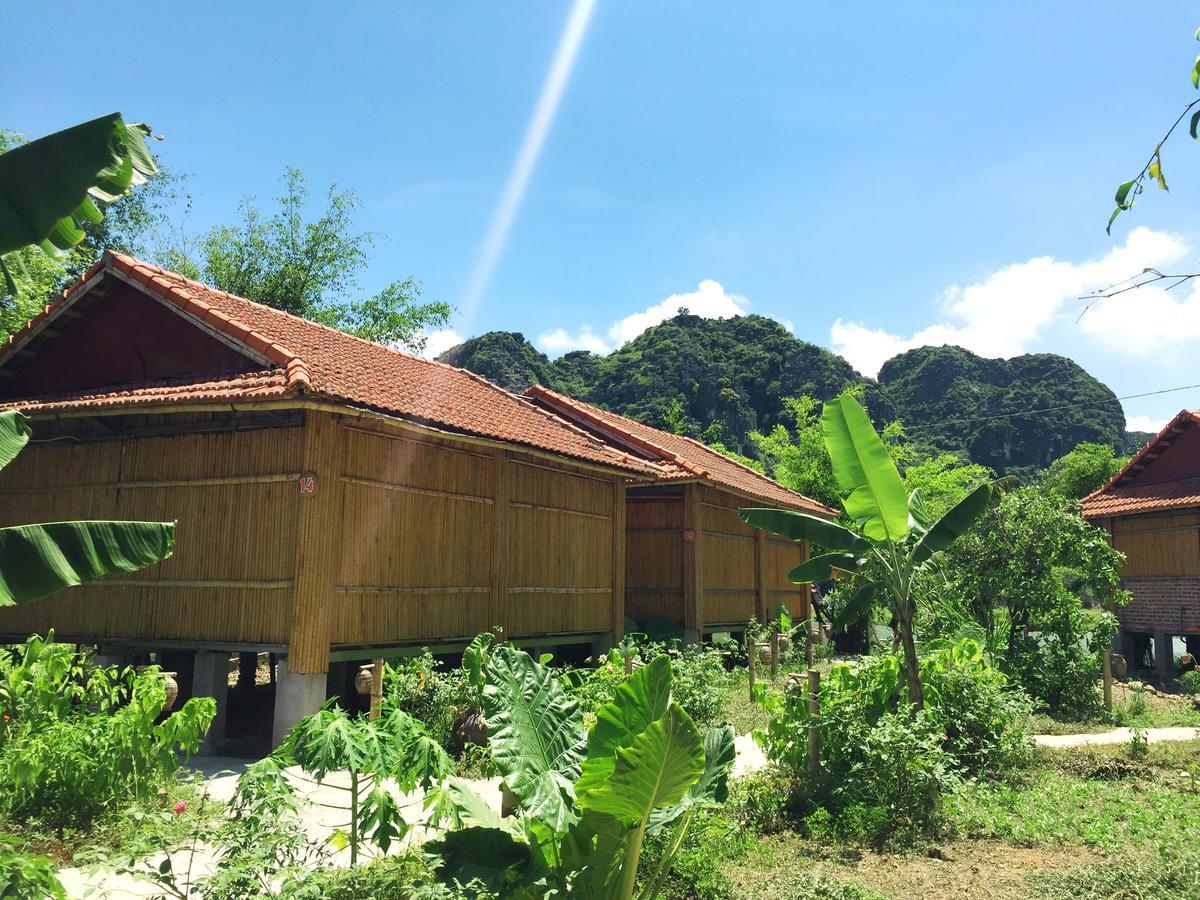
[[0, 410, 175, 605], [741, 392, 1007, 709], [429, 644, 735, 898]]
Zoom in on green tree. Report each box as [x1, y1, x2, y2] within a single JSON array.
[[172, 168, 451, 351], [1038, 441, 1127, 500], [742, 393, 1006, 709]]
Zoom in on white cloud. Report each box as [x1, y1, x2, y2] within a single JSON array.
[[420, 328, 465, 359], [1078, 280, 1200, 352], [535, 279, 749, 356], [830, 227, 1191, 376], [1124, 414, 1167, 433]]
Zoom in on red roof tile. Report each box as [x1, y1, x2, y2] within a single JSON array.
[[1082, 410, 1200, 517], [0, 253, 664, 477], [524, 385, 839, 517]]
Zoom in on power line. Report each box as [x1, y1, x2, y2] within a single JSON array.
[[902, 382, 1200, 432]]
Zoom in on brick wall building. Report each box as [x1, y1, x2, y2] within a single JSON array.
[[1082, 410, 1200, 675]]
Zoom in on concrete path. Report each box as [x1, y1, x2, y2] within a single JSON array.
[[1033, 726, 1200, 748]]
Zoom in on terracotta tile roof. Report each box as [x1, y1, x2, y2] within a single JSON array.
[[1082, 410, 1200, 517], [524, 385, 839, 517], [0, 253, 666, 477]]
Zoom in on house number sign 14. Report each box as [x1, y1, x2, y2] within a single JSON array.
[[299, 475, 317, 495]]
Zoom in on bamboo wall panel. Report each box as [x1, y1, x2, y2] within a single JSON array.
[[0, 419, 304, 643], [625, 497, 683, 625], [1112, 513, 1200, 577], [765, 537, 809, 620], [700, 488, 758, 625], [333, 427, 494, 646]]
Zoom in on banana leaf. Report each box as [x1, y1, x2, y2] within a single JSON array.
[[912, 479, 1007, 564], [0, 410, 30, 471], [788, 551, 862, 584], [832, 583, 877, 632], [0, 520, 174, 606], [739, 507, 869, 553], [821, 394, 910, 542]]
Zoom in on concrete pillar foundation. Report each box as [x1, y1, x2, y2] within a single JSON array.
[[272, 658, 326, 748], [193, 650, 229, 755], [1154, 631, 1175, 677]]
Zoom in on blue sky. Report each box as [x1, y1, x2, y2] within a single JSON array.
[[6, 2, 1200, 430]]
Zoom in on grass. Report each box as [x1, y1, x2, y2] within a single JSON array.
[[1032, 679, 1200, 734]]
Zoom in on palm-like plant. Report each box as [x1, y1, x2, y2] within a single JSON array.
[[0, 410, 174, 605], [741, 393, 1005, 709], [0, 113, 157, 293]]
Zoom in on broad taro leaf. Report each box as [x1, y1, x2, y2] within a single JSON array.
[[0, 520, 174, 607], [0, 114, 157, 260], [648, 723, 736, 834], [739, 508, 869, 554], [0, 411, 30, 472], [913, 478, 1008, 564], [788, 551, 862, 584], [821, 394, 910, 542], [429, 826, 532, 895], [483, 645, 587, 833], [575, 654, 672, 797], [562, 809, 631, 900], [577, 702, 704, 828], [462, 630, 496, 691]]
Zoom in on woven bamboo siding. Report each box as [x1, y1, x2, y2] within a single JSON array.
[[504, 458, 613, 636], [331, 423, 618, 646], [0, 417, 304, 643], [765, 536, 810, 620], [699, 486, 758, 625], [1112, 512, 1200, 578], [332, 425, 495, 646], [624, 496, 684, 625]]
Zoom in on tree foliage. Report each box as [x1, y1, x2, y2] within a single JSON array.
[[1037, 441, 1127, 500], [170, 168, 451, 351]]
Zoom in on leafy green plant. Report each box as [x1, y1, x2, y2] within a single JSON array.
[[0, 410, 174, 606], [0, 635, 214, 830], [430, 645, 736, 898], [279, 703, 453, 865], [742, 392, 1006, 708], [1181, 669, 1200, 695], [0, 833, 64, 899]]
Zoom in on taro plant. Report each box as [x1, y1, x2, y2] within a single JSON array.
[[430, 644, 736, 898], [741, 392, 1006, 709], [277, 702, 453, 865], [0, 410, 174, 606]]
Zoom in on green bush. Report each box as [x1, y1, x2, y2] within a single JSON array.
[[0, 635, 214, 831], [1180, 669, 1200, 695], [0, 834, 64, 899], [382, 651, 474, 753], [784, 872, 886, 900], [666, 643, 728, 724]]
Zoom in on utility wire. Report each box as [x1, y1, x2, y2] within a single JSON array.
[[902, 382, 1200, 432]]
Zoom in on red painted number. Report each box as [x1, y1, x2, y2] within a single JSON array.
[[299, 476, 317, 494]]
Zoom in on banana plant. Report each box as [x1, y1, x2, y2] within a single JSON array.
[[740, 392, 1006, 710], [0, 113, 158, 294], [429, 644, 735, 898], [0, 410, 175, 605]]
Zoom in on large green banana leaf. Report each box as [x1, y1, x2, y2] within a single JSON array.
[[832, 583, 877, 632], [575, 655, 672, 797], [788, 551, 862, 584], [913, 479, 1007, 564], [738, 508, 868, 554], [821, 395, 910, 542], [0, 520, 174, 606], [483, 646, 587, 833], [576, 703, 704, 827], [0, 410, 30, 470], [0, 114, 157, 260]]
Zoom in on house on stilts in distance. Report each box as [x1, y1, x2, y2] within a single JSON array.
[[0, 252, 833, 749], [1083, 410, 1200, 674]]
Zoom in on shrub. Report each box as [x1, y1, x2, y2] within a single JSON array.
[[0, 635, 214, 831], [0, 834, 64, 899], [666, 643, 728, 724], [1180, 669, 1200, 695], [382, 651, 474, 753]]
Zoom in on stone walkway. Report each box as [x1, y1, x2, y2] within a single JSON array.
[[1032, 726, 1200, 748]]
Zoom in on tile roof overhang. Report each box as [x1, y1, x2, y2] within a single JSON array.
[[523, 385, 840, 517], [1081, 410, 1200, 518]]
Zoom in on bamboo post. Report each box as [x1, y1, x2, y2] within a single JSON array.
[[807, 668, 820, 774], [770, 632, 780, 682], [369, 658, 384, 719], [624, 652, 634, 677], [1103, 649, 1113, 710], [747, 631, 757, 701]]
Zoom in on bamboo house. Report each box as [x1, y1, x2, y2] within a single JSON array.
[[0, 252, 833, 747]]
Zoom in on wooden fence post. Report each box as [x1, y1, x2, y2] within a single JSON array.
[[770, 632, 780, 682], [747, 631, 757, 702], [1103, 649, 1113, 710], [807, 668, 820, 774], [369, 658, 384, 720]]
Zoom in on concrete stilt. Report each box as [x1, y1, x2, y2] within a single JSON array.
[[1154, 631, 1175, 677], [272, 658, 326, 748], [193, 651, 230, 754]]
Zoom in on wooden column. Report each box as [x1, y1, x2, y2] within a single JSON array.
[[683, 483, 704, 642], [490, 450, 511, 632], [287, 411, 345, 675], [798, 539, 811, 622], [754, 528, 768, 624], [612, 475, 627, 642]]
